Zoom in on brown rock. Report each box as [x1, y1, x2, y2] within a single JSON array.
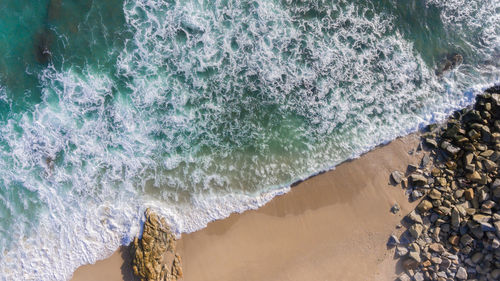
[[464, 188, 474, 200], [481, 200, 495, 210], [409, 251, 421, 264], [428, 189, 442, 200], [466, 171, 482, 182], [465, 163, 475, 173], [472, 214, 490, 223], [468, 129, 480, 140], [417, 200, 433, 213], [445, 161, 456, 170], [409, 224, 424, 239], [428, 243, 445, 253], [431, 167, 441, 177], [402, 257, 419, 270], [436, 206, 451, 216], [421, 260, 431, 267], [465, 208, 476, 216], [493, 133, 500, 143], [172, 254, 183, 279], [464, 153, 474, 166], [133, 265, 139, 277], [451, 208, 461, 229], [131, 209, 183, 281], [460, 234, 474, 245], [407, 210, 423, 224], [410, 174, 428, 186], [444, 142, 460, 155], [391, 170, 404, 184], [483, 159, 497, 172], [449, 235, 459, 246]]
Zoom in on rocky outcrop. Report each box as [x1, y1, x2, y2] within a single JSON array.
[[390, 86, 500, 281], [436, 54, 463, 76], [131, 209, 183, 281]]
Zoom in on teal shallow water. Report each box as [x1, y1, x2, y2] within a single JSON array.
[[0, 0, 498, 279]]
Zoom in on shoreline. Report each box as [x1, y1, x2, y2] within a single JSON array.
[[72, 132, 426, 281]]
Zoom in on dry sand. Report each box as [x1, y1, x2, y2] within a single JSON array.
[[71, 133, 424, 281]]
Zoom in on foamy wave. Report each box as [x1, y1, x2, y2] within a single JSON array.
[[117, 0, 448, 193], [426, 0, 500, 64], [0, 64, 289, 280], [426, 0, 499, 35]]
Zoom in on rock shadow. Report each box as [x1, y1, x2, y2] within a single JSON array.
[[120, 245, 140, 281]]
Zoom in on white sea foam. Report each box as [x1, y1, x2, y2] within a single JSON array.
[[426, 0, 500, 69], [427, 0, 500, 41], [0, 64, 291, 280], [0, 86, 6, 102], [0, 0, 498, 280]]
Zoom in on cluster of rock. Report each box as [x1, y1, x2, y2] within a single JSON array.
[[131, 209, 183, 281], [389, 86, 500, 281], [436, 54, 463, 77]]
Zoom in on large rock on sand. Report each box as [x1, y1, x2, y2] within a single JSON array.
[[132, 209, 183, 281], [391, 171, 404, 184], [410, 174, 427, 186]]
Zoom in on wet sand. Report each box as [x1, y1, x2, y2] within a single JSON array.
[[71, 133, 423, 281]]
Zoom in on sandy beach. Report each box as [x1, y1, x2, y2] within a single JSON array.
[[71, 133, 424, 281]]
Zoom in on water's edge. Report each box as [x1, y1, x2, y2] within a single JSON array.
[[73, 83, 490, 275]]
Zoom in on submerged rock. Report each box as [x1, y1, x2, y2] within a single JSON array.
[[34, 28, 54, 64], [435, 54, 463, 76]]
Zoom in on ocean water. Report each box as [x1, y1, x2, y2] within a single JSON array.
[[0, 0, 498, 279]]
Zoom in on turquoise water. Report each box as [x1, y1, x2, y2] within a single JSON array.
[[0, 0, 498, 279]]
